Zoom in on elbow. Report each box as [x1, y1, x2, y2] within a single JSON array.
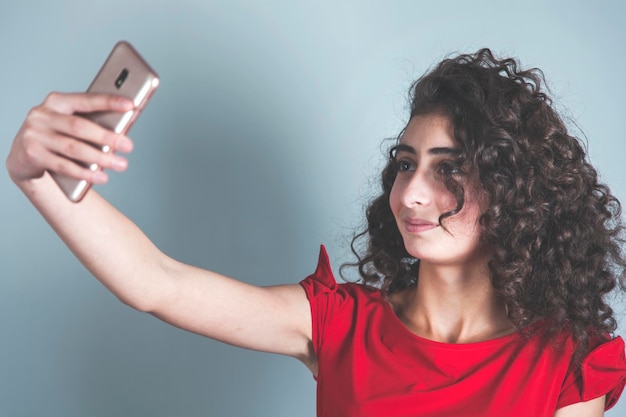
[[117, 257, 177, 314], [116, 292, 156, 313], [112, 272, 172, 314]]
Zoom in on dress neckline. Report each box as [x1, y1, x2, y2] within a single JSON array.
[[377, 286, 530, 350]]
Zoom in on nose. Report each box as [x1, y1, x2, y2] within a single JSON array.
[[393, 170, 433, 207]]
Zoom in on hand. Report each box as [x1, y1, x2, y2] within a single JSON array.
[[6, 92, 135, 184]]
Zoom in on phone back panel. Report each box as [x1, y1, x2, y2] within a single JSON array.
[[51, 41, 159, 202], [84, 41, 160, 133]]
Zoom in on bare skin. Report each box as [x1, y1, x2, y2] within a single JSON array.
[[6, 94, 605, 415], [386, 114, 606, 415], [6, 92, 316, 370]]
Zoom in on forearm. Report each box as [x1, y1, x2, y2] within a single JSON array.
[[16, 172, 169, 311], [7, 92, 314, 360]]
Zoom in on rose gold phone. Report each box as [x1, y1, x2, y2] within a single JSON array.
[[51, 40, 160, 202]]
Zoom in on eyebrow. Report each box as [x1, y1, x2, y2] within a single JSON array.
[[393, 143, 461, 156]]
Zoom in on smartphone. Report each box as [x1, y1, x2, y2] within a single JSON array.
[[51, 41, 160, 202]]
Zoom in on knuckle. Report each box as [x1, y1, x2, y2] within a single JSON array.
[[103, 132, 119, 149], [21, 118, 37, 136], [52, 159, 83, 178], [25, 106, 47, 126], [44, 91, 62, 106], [96, 129, 111, 146], [68, 115, 87, 135], [97, 128, 122, 151], [99, 151, 114, 168], [21, 130, 44, 157], [61, 138, 80, 157], [53, 159, 70, 175], [26, 107, 39, 120], [23, 141, 40, 163]]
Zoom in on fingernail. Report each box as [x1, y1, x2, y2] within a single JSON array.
[[93, 171, 108, 183], [115, 97, 134, 111], [112, 157, 128, 171], [117, 139, 133, 153]]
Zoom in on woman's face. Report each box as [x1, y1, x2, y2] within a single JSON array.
[[389, 113, 490, 267]]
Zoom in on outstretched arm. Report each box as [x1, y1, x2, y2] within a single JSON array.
[[6, 92, 315, 367]]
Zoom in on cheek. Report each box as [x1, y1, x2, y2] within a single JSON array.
[[436, 190, 457, 212], [388, 180, 402, 216], [389, 182, 399, 216], [431, 180, 461, 215], [444, 192, 484, 237]]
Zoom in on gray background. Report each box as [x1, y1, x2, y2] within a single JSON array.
[[1, 1, 624, 416]]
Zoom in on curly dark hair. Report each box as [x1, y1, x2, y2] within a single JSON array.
[[348, 48, 626, 356]]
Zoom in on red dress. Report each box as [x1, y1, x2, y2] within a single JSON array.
[[300, 246, 626, 417]]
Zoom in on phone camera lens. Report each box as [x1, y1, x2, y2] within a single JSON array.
[[115, 68, 129, 89]]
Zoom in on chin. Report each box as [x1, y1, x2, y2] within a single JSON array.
[[402, 241, 490, 267]]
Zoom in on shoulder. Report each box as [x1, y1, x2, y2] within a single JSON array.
[[299, 245, 381, 305], [554, 331, 626, 412]]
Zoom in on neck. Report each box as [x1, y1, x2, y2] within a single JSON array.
[[392, 260, 514, 344]]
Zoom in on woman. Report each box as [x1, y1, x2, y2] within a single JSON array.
[[6, 48, 626, 416]]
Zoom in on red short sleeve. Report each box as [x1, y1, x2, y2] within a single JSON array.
[[299, 245, 338, 356], [299, 245, 336, 297], [558, 336, 626, 410]]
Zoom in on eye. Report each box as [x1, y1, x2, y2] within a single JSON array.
[[395, 159, 415, 172], [437, 162, 466, 177], [449, 166, 465, 176]]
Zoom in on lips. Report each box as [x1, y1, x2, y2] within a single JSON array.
[[403, 218, 439, 233]]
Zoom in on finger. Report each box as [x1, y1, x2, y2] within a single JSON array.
[[6, 132, 49, 181], [14, 137, 110, 184], [43, 132, 129, 173], [42, 91, 134, 115], [31, 106, 134, 154], [45, 150, 110, 184]]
